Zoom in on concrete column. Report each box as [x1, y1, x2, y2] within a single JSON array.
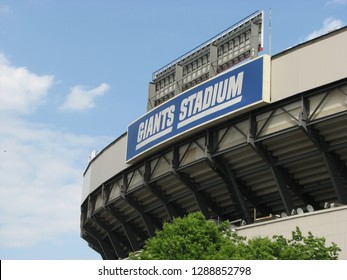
[[250, 22, 259, 59], [209, 44, 218, 77], [175, 64, 183, 95], [147, 82, 156, 111]]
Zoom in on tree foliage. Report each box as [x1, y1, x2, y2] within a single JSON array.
[[129, 211, 340, 260]]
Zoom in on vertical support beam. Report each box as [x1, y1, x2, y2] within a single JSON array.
[[144, 160, 185, 219], [270, 167, 294, 214], [172, 145, 220, 219], [209, 44, 218, 77], [299, 95, 347, 204], [87, 196, 94, 219], [147, 82, 156, 111], [91, 215, 128, 258], [84, 224, 118, 260], [218, 158, 252, 223], [102, 185, 142, 252], [120, 194, 158, 237], [143, 179, 184, 220], [250, 22, 259, 59], [206, 129, 219, 157], [98, 241, 113, 260], [192, 192, 211, 218], [121, 223, 141, 251], [82, 232, 104, 259], [248, 139, 297, 215], [107, 232, 127, 259], [171, 169, 211, 218], [141, 212, 158, 237], [175, 64, 183, 95], [322, 153, 347, 204], [105, 207, 142, 252], [247, 113, 307, 214], [121, 171, 159, 237], [206, 131, 272, 216]]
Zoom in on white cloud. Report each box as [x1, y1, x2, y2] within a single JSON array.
[[0, 53, 54, 114], [0, 51, 112, 252], [60, 83, 110, 112], [0, 116, 111, 248], [305, 17, 344, 41], [0, 4, 11, 14]]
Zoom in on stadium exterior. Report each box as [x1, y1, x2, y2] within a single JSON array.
[[80, 12, 347, 259]]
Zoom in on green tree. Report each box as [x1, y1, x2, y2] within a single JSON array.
[[271, 228, 341, 260], [130, 211, 231, 260], [129, 211, 340, 260]]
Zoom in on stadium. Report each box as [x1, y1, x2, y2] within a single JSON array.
[[80, 11, 347, 259]]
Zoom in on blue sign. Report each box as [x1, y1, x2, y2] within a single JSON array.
[[127, 56, 267, 162]]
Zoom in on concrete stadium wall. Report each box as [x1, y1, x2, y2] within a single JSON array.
[[82, 134, 130, 202], [235, 206, 347, 259], [271, 27, 347, 102]]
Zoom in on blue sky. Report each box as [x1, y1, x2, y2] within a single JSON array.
[[0, 0, 346, 260]]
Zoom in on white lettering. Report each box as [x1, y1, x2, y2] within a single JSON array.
[[193, 90, 203, 115], [145, 116, 154, 138], [211, 82, 219, 107], [137, 122, 145, 143], [202, 86, 213, 110], [227, 72, 244, 99], [178, 70, 244, 128], [216, 78, 229, 103], [187, 93, 197, 117], [137, 105, 176, 145], [179, 98, 188, 121], [166, 105, 175, 127], [137, 70, 245, 148], [153, 111, 162, 134]]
